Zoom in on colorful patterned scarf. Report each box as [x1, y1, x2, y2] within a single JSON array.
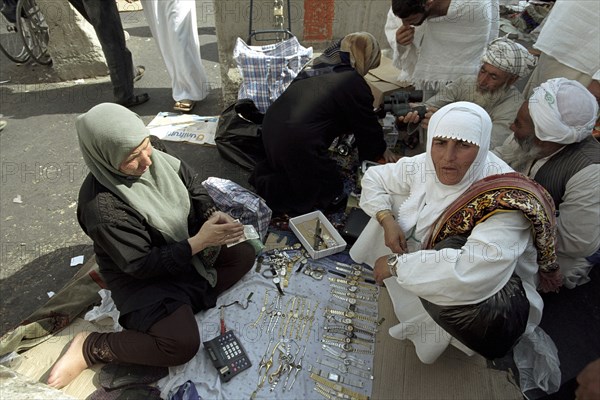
[[423, 172, 561, 292]]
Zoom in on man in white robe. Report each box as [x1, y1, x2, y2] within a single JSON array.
[[493, 78, 600, 289], [141, 0, 209, 113], [384, 0, 499, 92], [522, 0, 600, 98]]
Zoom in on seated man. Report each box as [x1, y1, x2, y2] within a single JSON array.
[[400, 37, 536, 148], [494, 78, 600, 288], [350, 102, 560, 366]]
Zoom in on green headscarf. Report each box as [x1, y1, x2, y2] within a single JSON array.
[[76, 103, 217, 285]]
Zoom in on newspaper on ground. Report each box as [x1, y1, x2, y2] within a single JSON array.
[[147, 112, 219, 146]]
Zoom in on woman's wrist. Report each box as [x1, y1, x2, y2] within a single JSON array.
[[187, 235, 206, 256], [376, 209, 394, 225]]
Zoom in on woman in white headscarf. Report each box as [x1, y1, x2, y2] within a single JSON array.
[[350, 102, 560, 364], [47, 103, 255, 389]]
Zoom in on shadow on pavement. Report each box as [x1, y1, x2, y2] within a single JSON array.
[[0, 244, 95, 336]]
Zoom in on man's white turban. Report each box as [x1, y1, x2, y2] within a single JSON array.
[[481, 36, 536, 78], [529, 78, 598, 145]]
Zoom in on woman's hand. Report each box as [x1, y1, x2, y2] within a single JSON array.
[[374, 255, 393, 285], [188, 211, 245, 255], [382, 218, 408, 254]]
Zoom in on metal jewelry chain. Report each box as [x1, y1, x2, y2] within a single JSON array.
[[251, 289, 270, 329]]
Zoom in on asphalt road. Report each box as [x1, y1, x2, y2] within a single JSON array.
[[0, 4, 231, 335]]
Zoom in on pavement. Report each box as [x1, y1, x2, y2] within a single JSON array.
[[0, 4, 236, 336]]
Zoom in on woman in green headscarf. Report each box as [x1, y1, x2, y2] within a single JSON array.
[[48, 103, 255, 389]]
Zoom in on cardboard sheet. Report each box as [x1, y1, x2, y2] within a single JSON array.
[[371, 288, 523, 400], [365, 56, 412, 108], [116, 0, 142, 12]]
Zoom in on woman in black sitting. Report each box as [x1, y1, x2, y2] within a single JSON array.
[[48, 103, 255, 388]]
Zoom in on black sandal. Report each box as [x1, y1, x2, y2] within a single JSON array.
[[98, 363, 168, 390], [118, 93, 150, 108], [88, 385, 162, 400]]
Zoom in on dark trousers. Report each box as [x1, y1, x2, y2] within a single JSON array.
[[82, 243, 255, 367], [68, 0, 134, 103], [84, 304, 200, 367]]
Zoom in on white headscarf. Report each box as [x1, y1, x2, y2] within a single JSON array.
[[397, 102, 513, 240], [529, 78, 598, 145], [481, 36, 536, 78]]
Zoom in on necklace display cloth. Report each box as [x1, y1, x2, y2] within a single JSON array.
[[157, 242, 378, 400]]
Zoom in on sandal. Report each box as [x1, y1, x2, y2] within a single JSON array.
[[99, 363, 168, 390], [133, 65, 145, 83], [118, 93, 150, 108], [88, 385, 162, 400], [173, 99, 196, 113]]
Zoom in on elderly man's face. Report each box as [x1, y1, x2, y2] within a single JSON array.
[[477, 63, 516, 93], [431, 137, 479, 185], [511, 102, 538, 148]]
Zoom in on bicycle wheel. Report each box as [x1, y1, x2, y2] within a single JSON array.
[[0, 4, 30, 63], [16, 0, 51, 65]]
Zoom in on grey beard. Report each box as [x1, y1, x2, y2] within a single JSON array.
[[473, 84, 509, 109], [511, 135, 545, 172]]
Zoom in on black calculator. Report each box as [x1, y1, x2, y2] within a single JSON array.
[[202, 330, 252, 382]]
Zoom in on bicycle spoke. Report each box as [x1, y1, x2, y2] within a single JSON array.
[[0, 8, 30, 63], [17, 0, 51, 65]]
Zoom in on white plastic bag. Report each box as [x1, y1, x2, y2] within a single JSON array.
[[513, 325, 561, 396], [84, 289, 122, 332]]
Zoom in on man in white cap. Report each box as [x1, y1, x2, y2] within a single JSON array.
[[399, 36, 536, 148], [494, 77, 600, 289]]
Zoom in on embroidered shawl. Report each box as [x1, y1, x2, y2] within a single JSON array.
[[423, 172, 559, 276]]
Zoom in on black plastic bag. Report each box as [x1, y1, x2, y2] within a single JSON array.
[[214, 99, 265, 171], [419, 235, 530, 360]]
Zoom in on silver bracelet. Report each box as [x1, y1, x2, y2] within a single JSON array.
[[387, 254, 398, 276], [308, 365, 364, 388]]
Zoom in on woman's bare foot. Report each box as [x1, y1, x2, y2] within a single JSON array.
[[47, 331, 92, 389]]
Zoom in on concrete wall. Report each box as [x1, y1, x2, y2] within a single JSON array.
[[37, 0, 107, 81], [213, 0, 392, 105]]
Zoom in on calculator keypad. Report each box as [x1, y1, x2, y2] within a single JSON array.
[[203, 331, 252, 382]]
